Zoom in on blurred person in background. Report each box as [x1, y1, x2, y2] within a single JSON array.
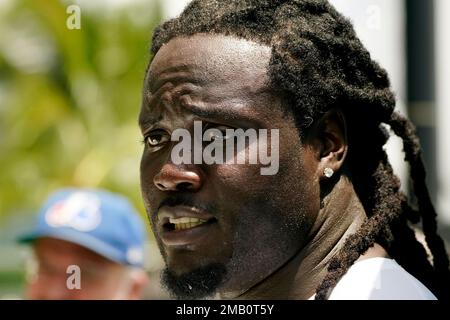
[[19, 188, 149, 300]]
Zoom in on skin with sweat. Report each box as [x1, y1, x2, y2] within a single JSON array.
[[139, 34, 387, 299]]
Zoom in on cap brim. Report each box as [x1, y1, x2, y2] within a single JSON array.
[[17, 228, 134, 267]]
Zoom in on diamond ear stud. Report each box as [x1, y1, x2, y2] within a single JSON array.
[[324, 167, 334, 178]]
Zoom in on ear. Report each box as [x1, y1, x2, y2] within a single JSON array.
[[306, 109, 348, 180]]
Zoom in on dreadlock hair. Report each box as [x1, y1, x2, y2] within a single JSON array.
[[148, 0, 450, 299]]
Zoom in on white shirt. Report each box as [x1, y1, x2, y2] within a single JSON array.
[[310, 257, 437, 300]]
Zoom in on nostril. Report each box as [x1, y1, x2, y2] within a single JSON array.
[[176, 182, 193, 191], [153, 168, 202, 192], [156, 183, 166, 190]]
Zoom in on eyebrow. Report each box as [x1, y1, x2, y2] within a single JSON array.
[[138, 101, 255, 130], [182, 101, 246, 122], [141, 66, 261, 128], [147, 65, 204, 93], [138, 114, 163, 130]]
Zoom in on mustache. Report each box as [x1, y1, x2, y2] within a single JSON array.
[[153, 195, 218, 218]]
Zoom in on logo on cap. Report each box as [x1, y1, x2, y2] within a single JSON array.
[[45, 192, 102, 232]]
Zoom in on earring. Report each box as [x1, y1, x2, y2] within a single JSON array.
[[324, 167, 334, 178]]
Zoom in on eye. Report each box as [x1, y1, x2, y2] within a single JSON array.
[[203, 125, 234, 141], [144, 130, 170, 151], [204, 128, 223, 141]]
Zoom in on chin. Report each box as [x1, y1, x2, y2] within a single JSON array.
[[164, 250, 222, 276], [161, 263, 227, 300]]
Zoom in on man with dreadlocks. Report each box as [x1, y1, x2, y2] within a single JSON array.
[[138, 0, 450, 300]]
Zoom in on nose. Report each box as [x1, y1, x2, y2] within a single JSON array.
[[153, 164, 203, 192]]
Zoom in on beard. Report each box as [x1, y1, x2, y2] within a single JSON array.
[[161, 263, 227, 300]]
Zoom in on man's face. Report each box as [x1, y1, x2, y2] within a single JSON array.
[[139, 34, 321, 298], [26, 238, 132, 300]]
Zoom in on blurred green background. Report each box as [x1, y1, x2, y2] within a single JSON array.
[[0, 0, 163, 298]]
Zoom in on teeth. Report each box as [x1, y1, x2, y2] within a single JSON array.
[[169, 217, 206, 224], [169, 217, 208, 231]]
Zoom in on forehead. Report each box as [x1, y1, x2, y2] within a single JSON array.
[[146, 34, 272, 92], [33, 238, 110, 264]]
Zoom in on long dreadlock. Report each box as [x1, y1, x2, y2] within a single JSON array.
[[148, 0, 450, 299]]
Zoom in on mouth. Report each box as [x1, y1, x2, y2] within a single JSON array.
[[164, 216, 217, 231], [158, 205, 218, 247]]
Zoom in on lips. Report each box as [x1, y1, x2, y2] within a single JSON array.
[[157, 205, 218, 247]]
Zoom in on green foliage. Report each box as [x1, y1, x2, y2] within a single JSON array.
[[0, 0, 162, 220]]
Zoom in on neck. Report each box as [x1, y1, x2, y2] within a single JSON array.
[[231, 175, 381, 299]]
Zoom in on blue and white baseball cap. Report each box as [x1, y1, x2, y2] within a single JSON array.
[[19, 188, 147, 268]]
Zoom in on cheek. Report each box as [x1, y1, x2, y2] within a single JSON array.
[[208, 157, 318, 273], [281, 149, 321, 229], [140, 154, 159, 209], [277, 127, 321, 225], [212, 150, 317, 221]]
